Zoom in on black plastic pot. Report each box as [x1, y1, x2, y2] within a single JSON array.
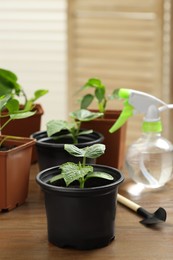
[[36, 164, 124, 250], [32, 130, 104, 171]]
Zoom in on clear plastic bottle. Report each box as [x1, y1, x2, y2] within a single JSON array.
[[125, 106, 173, 188], [126, 132, 173, 188]]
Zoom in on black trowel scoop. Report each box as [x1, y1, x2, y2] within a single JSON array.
[[117, 194, 167, 225]]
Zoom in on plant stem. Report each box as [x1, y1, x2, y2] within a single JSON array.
[[72, 136, 78, 144], [0, 136, 8, 147], [76, 121, 81, 137], [0, 118, 12, 131], [82, 156, 86, 167], [0, 135, 26, 147], [79, 180, 85, 188], [98, 99, 106, 114], [21, 88, 28, 105], [71, 120, 81, 144]]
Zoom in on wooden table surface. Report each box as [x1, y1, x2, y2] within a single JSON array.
[[0, 163, 173, 260]]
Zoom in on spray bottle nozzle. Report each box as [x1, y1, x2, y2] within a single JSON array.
[[118, 88, 131, 99]]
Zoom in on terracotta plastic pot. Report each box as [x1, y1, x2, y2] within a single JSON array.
[[32, 130, 104, 171], [36, 164, 124, 250], [0, 136, 35, 211]]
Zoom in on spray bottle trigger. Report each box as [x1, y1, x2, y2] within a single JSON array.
[[109, 102, 133, 133]]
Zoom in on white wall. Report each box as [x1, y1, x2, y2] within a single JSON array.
[[0, 0, 68, 129]]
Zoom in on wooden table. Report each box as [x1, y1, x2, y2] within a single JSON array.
[[1, 164, 173, 260]]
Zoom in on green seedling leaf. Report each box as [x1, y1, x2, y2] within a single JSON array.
[[64, 144, 86, 157], [78, 129, 93, 136], [0, 83, 12, 96], [0, 68, 21, 95], [10, 110, 36, 120], [70, 109, 103, 122], [79, 78, 108, 113], [0, 95, 11, 111], [60, 162, 93, 186], [47, 120, 67, 136], [46, 109, 102, 145], [64, 143, 105, 159], [84, 144, 105, 158], [79, 77, 122, 114], [85, 171, 114, 181], [24, 89, 49, 111], [80, 94, 94, 109], [46, 120, 76, 137], [32, 89, 49, 102], [82, 78, 102, 89], [95, 87, 105, 103], [49, 174, 64, 183], [5, 98, 20, 113], [49, 143, 113, 188], [0, 68, 18, 82]]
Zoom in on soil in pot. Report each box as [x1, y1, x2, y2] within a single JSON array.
[[0, 145, 16, 151], [36, 164, 124, 250]]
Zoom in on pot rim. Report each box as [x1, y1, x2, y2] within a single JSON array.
[[0, 135, 35, 154], [36, 164, 124, 194], [32, 130, 104, 148]]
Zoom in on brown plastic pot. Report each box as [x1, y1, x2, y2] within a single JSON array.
[[81, 110, 127, 169], [0, 104, 44, 163], [0, 136, 35, 211]]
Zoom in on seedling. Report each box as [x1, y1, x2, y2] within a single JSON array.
[[46, 109, 103, 144], [79, 78, 117, 113], [49, 143, 114, 188], [0, 94, 35, 147]]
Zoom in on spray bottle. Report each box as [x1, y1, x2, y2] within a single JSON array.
[[109, 89, 173, 188]]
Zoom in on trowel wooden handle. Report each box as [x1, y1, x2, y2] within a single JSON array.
[[117, 194, 141, 212]]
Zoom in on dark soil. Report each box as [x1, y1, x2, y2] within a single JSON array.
[[0, 145, 16, 151]]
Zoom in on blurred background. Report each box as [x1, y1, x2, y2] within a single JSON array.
[[0, 0, 172, 147]]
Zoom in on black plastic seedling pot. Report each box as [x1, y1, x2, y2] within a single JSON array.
[[32, 130, 104, 171], [36, 164, 124, 250]]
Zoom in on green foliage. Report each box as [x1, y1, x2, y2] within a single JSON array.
[[46, 109, 103, 144], [0, 67, 48, 146], [24, 89, 49, 111], [64, 143, 105, 158], [0, 94, 36, 147], [70, 109, 103, 121], [0, 68, 48, 111], [0, 95, 11, 110], [49, 144, 114, 188], [79, 78, 117, 113], [0, 68, 21, 96]]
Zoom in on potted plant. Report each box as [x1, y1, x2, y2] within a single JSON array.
[[0, 68, 48, 163], [79, 78, 127, 169], [0, 94, 35, 211], [36, 143, 124, 250], [32, 109, 104, 171]]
